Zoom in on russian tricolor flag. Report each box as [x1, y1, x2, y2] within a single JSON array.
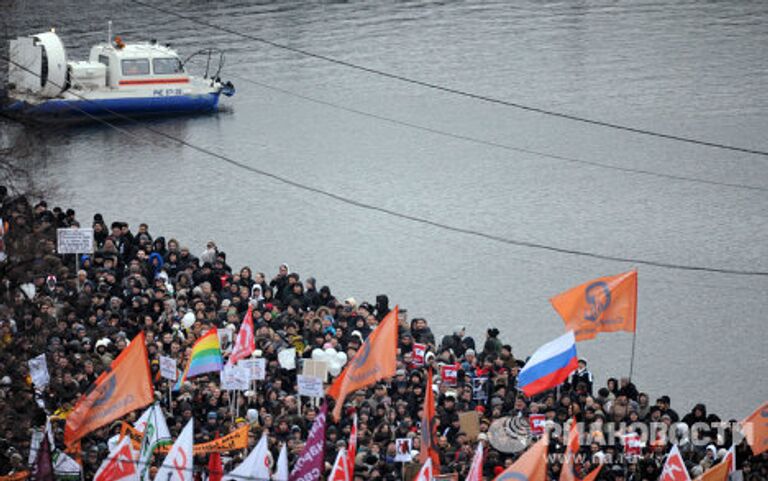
[[518, 331, 578, 397]]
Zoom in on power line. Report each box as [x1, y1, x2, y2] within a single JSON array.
[[132, 0, 768, 159], [228, 73, 768, 193], [3, 56, 767, 277]]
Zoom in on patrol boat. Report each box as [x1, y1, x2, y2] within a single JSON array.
[[3, 25, 235, 120]]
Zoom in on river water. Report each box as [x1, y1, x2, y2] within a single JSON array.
[[2, 0, 767, 418]]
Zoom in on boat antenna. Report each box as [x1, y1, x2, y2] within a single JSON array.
[[107, 20, 112, 45]]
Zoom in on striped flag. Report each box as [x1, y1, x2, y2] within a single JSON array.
[[518, 331, 578, 397], [174, 329, 223, 390]]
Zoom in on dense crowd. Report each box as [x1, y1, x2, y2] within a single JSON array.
[[0, 193, 765, 481]]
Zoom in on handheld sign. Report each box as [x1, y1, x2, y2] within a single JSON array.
[[412, 343, 426, 366], [529, 414, 545, 436], [239, 358, 266, 381], [440, 364, 458, 386], [159, 356, 177, 381], [297, 375, 324, 398], [56, 228, 94, 254], [394, 438, 412, 462], [221, 365, 250, 391], [28, 353, 50, 388]]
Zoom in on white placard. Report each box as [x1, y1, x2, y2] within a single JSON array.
[[277, 348, 296, 370], [56, 228, 94, 254], [394, 438, 413, 462], [28, 353, 49, 388], [221, 365, 250, 391], [239, 358, 266, 381], [159, 355, 177, 381], [296, 375, 324, 398]]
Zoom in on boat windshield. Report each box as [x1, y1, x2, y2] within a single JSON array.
[[153, 58, 184, 75], [122, 58, 150, 76]]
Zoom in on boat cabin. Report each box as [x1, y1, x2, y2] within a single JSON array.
[[87, 41, 188, 88]]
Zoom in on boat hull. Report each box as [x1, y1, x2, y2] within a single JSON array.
[[3, 92, 221, 121]]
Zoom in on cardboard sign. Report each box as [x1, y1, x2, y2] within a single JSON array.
[[297, 375, 324, 398], [622, 433, 643, 456], [529, 414, 545, 436], [220, 365, 250, 391], [159, 356, 177, 381], [472, 377, 488, 401], [459, 411, 480, 441], [239, 358, 266, 381], [28, 353, 49, 388], [412, 343, 426, 366], [56, 228, 94, 254], [394, 438, 412, 462], [440, 364, 458, 386], [302, 359, 328, 382]]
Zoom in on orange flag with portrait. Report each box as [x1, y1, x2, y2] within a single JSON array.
[[65, 332, 154, 447], [327, 306, 399, 420], [493, 435, 548, 481], [741, 401, 768, 456], [550, 270, 637, 342]]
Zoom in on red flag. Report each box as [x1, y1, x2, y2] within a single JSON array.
[[660, 445, 692, 481], [418, 367, 440, 471], [493, 436, 548, 481], [550, 271, 637, 341], [208, 452, 223, 481], [329, 449, 350, 481], [228, 305, 255, 366], [327, 307, 399, 420], [346, 413, 358, 477], [65, 332, 154, 448], [580, 466, 602, 481], [741, 401, 768, 456]]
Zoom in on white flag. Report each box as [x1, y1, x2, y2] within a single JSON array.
[[223, 434, 271, 481], [94, 435, 140, 481], [274, 444, 288, 481], [53, 450, 82, 480], [465, 442, 483, 481], [28, 353, 50, 388], [153, 419, 193, 481], [138, 405, 172, 481]]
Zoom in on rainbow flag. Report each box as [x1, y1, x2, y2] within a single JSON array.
[[174, 329, 223, 390]]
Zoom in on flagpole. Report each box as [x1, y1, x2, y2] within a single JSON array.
[[628, 329, 637, 382], [628, 268, 639, 383]]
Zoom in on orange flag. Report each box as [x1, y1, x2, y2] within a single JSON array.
[[559, 419, 579, 481], [419, 367, 440, 471], [693, 461, 729, 481], [741, 401, 768, 455], [493, 435, 548, 481], [327, 306, 399, 420], [65, 332, 154, 447], [550, 271, 637, 342]]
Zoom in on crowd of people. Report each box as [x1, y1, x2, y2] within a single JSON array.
[[0, 193, 765, 481]]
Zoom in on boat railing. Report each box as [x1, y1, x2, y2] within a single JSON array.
[[181, 48, 226, 81]]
